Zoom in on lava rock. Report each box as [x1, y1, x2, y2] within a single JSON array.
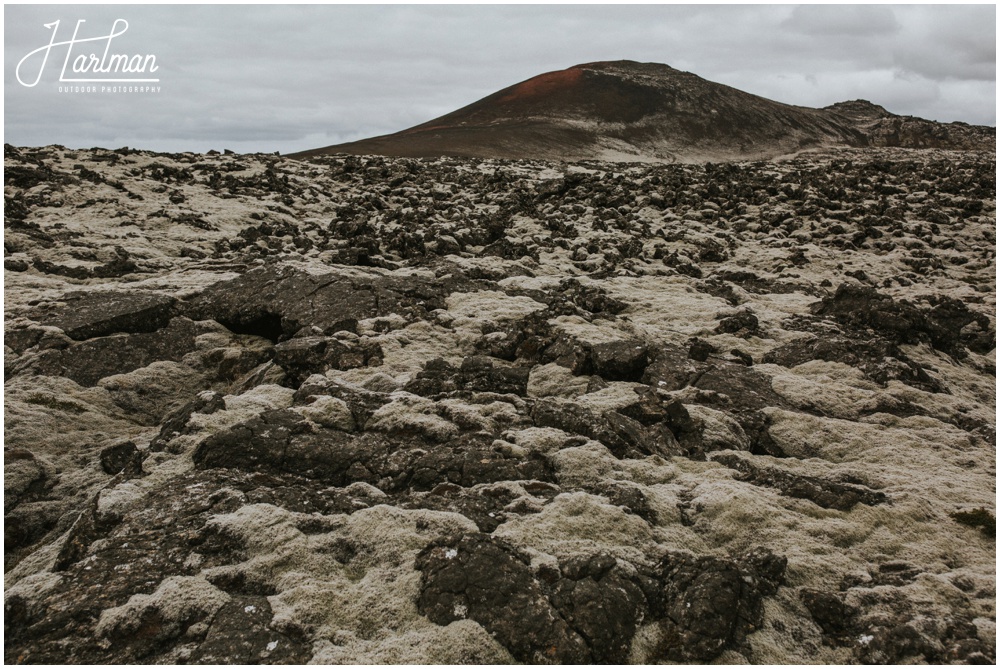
[[273, 335, 382, 385], [654, 548, 787, 662], [811, 283, 992, 357], [716, 309, 760, 336], [405, 483, 519, 532], [33, 291, 176, 341], [416, 533, 592, 663], [550, 555, 649, 663], [4, 449, 55, 512], [194, 413, 554, 492], [542, 334, 593, 375], [186, 265, 457, 342], [589, 340, 649, 381], [150, 391, 226, 452], [99, 440, 139, 475], [641, 344, 703, 389], [763, 334, 942, 392], [406, 356, 531, 397], [185, 266, 368, 340], [688, 338, 717, 362], [532, 398, 679, 459], [25, 317, 203, 387], [592, 481, 657, 523], [713, 453, 888, 511], [858, 615, 992, 664], [800, 588, 858, 637], [187, 597, 311, 664]]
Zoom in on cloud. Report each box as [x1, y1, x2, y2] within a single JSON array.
[[4, 4, 995, 153], [783, 5, 900, 37], [890, 6, 996, 82]]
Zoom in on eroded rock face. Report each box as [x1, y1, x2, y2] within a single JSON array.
[[184, 265, 458, 340], [3, 145, 995, 664]]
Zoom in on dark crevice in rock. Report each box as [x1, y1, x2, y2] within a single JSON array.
[[219, 311, 284, 344]]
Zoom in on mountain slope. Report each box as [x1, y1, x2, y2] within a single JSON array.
[[293, 61, 994, 162]]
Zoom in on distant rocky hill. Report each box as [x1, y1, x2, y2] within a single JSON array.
[[823, 99, 995, 151], [293, 61, 995, 163]]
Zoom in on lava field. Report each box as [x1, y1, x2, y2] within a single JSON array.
[[3, 143, 996, 663]]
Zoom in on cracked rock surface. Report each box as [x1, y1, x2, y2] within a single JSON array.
[[4, 144, 995, 664]]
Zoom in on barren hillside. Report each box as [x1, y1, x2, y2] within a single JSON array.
[[293, 61, 995, 162]]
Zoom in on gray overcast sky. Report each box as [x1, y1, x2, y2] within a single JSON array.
[[4, 4, 996, 154]]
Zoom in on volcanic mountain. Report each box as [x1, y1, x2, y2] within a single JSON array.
[[293, 60, 994, 163]]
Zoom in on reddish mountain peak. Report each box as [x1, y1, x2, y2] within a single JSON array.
[[498, 67, 584, 104], [495, 60, 683, 107]]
